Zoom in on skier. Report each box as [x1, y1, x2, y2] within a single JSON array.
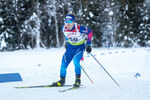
[[51, 13, 93, 87]]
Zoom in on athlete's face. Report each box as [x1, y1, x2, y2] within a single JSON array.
[[65, 20, 74, 30]]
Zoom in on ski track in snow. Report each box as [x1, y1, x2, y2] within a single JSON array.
[[0, 47, 150, 100]]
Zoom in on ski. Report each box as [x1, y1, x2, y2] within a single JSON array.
[[59, 86, 85, 92], [15, 84, 73, 89]]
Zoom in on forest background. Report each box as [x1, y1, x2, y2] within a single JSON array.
[[0, 0, 150, 51]]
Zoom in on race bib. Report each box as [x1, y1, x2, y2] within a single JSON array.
[[64, 32, 85, 43]]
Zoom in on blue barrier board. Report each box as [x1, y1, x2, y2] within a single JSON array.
[[0, 73, 23, 83]]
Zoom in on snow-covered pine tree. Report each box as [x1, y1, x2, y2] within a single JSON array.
[[116, 0, 149, 47], [0, 0, 18, 51]]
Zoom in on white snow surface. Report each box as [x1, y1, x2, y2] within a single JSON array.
[[0, 47, 150, 100]]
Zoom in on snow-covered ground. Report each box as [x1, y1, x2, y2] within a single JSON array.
[[0, 47, 150, 100]]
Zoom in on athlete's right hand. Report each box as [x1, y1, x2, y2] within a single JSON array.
[[65, 42, 68, 49]]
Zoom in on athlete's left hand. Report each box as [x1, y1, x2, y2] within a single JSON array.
[[86, 46, 92, 53]]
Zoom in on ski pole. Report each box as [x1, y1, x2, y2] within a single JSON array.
[[89, 53, 120, 87], [81, 65, 94, 84]]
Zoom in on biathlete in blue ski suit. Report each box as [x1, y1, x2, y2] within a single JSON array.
[[52, 14, 93, 87]]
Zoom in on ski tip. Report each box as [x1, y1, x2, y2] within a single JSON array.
[[15, 86, 21, 88], [91, 81, 94, 84]]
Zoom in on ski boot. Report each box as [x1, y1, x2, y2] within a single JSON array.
[[51, 77, 65, 86], [73, 75, 81, 87]]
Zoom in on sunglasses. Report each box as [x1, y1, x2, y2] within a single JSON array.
[[65, 20, 73, 23]]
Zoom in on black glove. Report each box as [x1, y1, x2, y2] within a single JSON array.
[[86, 46, 92, 53], [65, 42, 68, 49]]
